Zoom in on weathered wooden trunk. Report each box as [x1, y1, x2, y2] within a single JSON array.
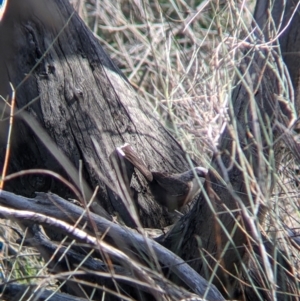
[[0, 0, 196, 229], [0, 0, 299, 300]]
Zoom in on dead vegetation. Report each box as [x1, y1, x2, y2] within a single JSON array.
[[0, 0, 300, 300]]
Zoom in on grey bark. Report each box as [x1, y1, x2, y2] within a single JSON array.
[[0, 0, 194, 229], [0, 0, 299, 300], [0, 283, 88, 301], [0, 190, 225, 301]]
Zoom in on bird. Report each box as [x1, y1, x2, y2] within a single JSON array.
[[116, 143, 207, 211]]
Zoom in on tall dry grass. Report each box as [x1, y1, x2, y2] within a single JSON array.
[[0, 0, 299, 300]]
